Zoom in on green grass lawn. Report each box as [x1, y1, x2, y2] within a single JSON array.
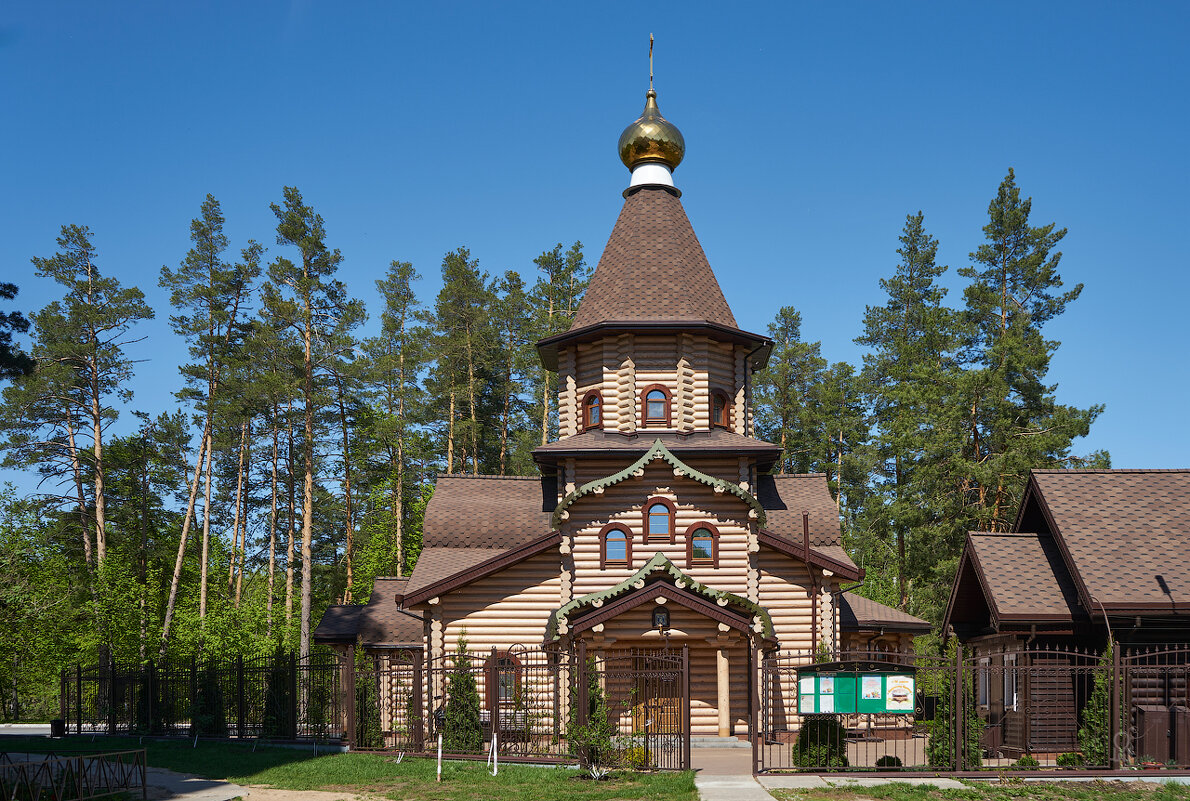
[[0, 735, 697, 801], [769, 779, 1190, 801]]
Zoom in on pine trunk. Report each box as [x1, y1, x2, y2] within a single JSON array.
[[228, 420, 249, 595], [334, 373, 355, 601], [268, 408, 279, 637], [160, 425, 210, 658], [299, 314, 315, 660], [199, 426, 215, 622]]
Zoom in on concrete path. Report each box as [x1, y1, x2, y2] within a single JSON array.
[[145, 767, 246, 801], [757, 774, 967, 791]]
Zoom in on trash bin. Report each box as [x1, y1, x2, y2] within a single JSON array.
[[50, 718, 66, 738]]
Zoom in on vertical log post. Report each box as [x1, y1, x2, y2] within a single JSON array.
[[955, 643, 965, 771], [576, 640, 589, 764], [1110, 640, 1121, 769], [751, 643, 760, 775], [681, 642, 691, 771], [488, 647, 500, 753], [413, 648, 425, 751]]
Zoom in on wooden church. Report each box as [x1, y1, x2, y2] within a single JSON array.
[[317, 85, 927, 739]]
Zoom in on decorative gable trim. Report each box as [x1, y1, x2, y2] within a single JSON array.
[[550, 438, 766, 528], [757, 529, 862, 581], [544, 552, 774, 642]]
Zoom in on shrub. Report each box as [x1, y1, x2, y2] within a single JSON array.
[[442, 633, 483, 753], [190, 664, 227, 737], [876, 755, 902, 768], [1011, 754, 1040, 770], [1056, 752, 1084, 768], [568, 657, 615, 770], [792, 715, 849, 768], [1078, 643, 1114, 766]]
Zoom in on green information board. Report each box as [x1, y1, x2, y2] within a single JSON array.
[[797, 662, 916, 715]]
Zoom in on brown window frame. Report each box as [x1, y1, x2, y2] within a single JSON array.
[[484, 651, 522, 708], [581, 389, 604, 431], [711, 390, 731, 429], [599, 523, 632, 569], [685, 521, 720, 568], [640, 384, 672, 427], [643, 497, 676, 544]]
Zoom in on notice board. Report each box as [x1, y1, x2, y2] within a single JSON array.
[[797, 662, 916, 715]]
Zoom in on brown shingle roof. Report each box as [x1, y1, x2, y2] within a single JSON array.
[[569, 185, 738, 330], [358, 578, 421, 647], [756, 474, 842, 547], [423, 475, 553, 549], [403, 547, 508, 604], [312, 604, 363, 643], [966, 532, 1081, 622], [840, 592, 931, 633], [312, 577, 422, 648], [1025, 470, 1190, 612], [533, 428, 781, 461]]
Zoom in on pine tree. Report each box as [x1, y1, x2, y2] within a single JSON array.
[[0, 283, 34, 381], [261, 186, 364, 659], [953, 169, 1105, 533], [158, 195, 261, 654], [426, 248, 495, 474], [529, 242, 589, 444], [360, 261, 428, 581], [754, 306, 826, 474], [2, 226, 153, 607], [854, 212, 958, 609]]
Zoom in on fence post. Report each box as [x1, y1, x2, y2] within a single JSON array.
[[60, 668, 66, 725], [236, 654, 246, 739], [413, 648, 425, 752], [107, 654, 117, 735], [751, 643, 760, 775], [576, 640, 588, 734], [1110, 640, 1121, 769], [681, 642, 691, 771], [189, 655, 198, 736], [288, 653, 299, 740], [955, 643, 965, 771], [344, 646, 356, 749], [76, 664, 82, 734], [488, 647, 499, 752], [147, 659, 155, 736]]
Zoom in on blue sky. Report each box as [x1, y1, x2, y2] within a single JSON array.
[[1, 2, 1187, 475]]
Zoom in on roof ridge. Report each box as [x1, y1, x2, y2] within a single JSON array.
[[1031, 468, 1190, 474], [770, 472, 829, 479], [437, 473, 543, 480], [970, 531, 1049, 538]]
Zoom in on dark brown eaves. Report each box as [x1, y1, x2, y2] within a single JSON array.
[[758, 529, 862, 581]]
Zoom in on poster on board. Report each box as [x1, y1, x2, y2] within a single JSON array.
[[861, 675, 882, 700], [819, 676, 835, 694], [886, 675, 914, 711]]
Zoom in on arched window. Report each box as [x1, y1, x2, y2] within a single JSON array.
[[582, 390, 603, 430], [644, 497, 676, 544], [711, 390, 730, 429], [685, 522, 719, 568], [640, 384, 671, 426], [600, 524, 631, 568], [484, 652, 521, 707]]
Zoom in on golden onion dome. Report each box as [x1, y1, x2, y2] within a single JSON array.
[[617, 89, 685, 172]]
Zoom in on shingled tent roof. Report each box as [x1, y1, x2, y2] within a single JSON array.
[[569, 185, 738, 330], [1018, 469, 1190, 613]]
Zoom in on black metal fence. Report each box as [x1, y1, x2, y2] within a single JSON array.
[[59, 652, 342, 741], [348, 642, 690, 769], [0, 750, 146, 801], [59, 643, 693, 770], [758, 643, 1190, 773]]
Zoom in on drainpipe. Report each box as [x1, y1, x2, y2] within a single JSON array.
[[805, 510, 818, 655]]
